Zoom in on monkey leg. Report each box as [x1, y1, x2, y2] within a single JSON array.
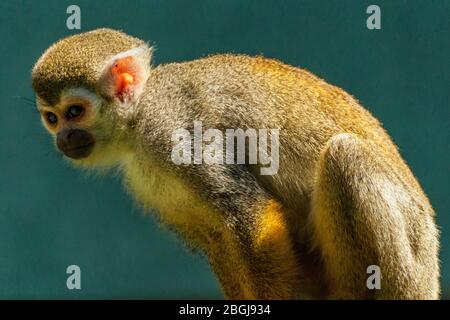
[[310, 133, 439, 299]]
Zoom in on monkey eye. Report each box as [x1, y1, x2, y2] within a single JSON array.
[[66, 105, 84, 119], [46, 112, 58, 125]]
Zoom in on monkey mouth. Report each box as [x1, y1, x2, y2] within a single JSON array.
[[62, 142, 95, 159]]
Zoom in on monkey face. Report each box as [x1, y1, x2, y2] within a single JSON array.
[[37, 87, 132, 168], [37, 88, 103, 161]]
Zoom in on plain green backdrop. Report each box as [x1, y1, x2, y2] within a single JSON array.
[[0, 0, 448, 298]]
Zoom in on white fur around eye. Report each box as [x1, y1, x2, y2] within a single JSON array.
[[62, 87, 102, 110]]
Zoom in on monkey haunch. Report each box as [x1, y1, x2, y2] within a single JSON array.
[[32, 29, 440, 299]]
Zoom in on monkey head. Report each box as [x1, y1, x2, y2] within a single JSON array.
[[31, 28, 152, 167]]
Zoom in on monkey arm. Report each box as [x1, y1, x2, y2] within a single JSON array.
[[173, 164, 301, 299], [201, 198, 301, 299], [310, 133, 440, 299]]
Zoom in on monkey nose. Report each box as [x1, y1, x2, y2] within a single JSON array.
[[56, 128, 95, 159]]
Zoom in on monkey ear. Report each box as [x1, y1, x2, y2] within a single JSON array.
[[98, 45, 152, 104]]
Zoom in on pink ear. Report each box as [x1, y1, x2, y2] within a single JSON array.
[[98, 47, 151, 103], [110, 56, 137, 100]]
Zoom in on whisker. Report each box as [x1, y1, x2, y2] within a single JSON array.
[[14, 95, 39, 113], [14, 95, 36, 104], [44, 149, 63, 159]]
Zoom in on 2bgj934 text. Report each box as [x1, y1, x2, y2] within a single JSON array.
[[179, 304, 271, 317]]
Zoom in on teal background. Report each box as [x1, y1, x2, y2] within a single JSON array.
[[0, 0, 448, 298]]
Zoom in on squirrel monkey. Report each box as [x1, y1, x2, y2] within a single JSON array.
[[32, 29, 439, 299]]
